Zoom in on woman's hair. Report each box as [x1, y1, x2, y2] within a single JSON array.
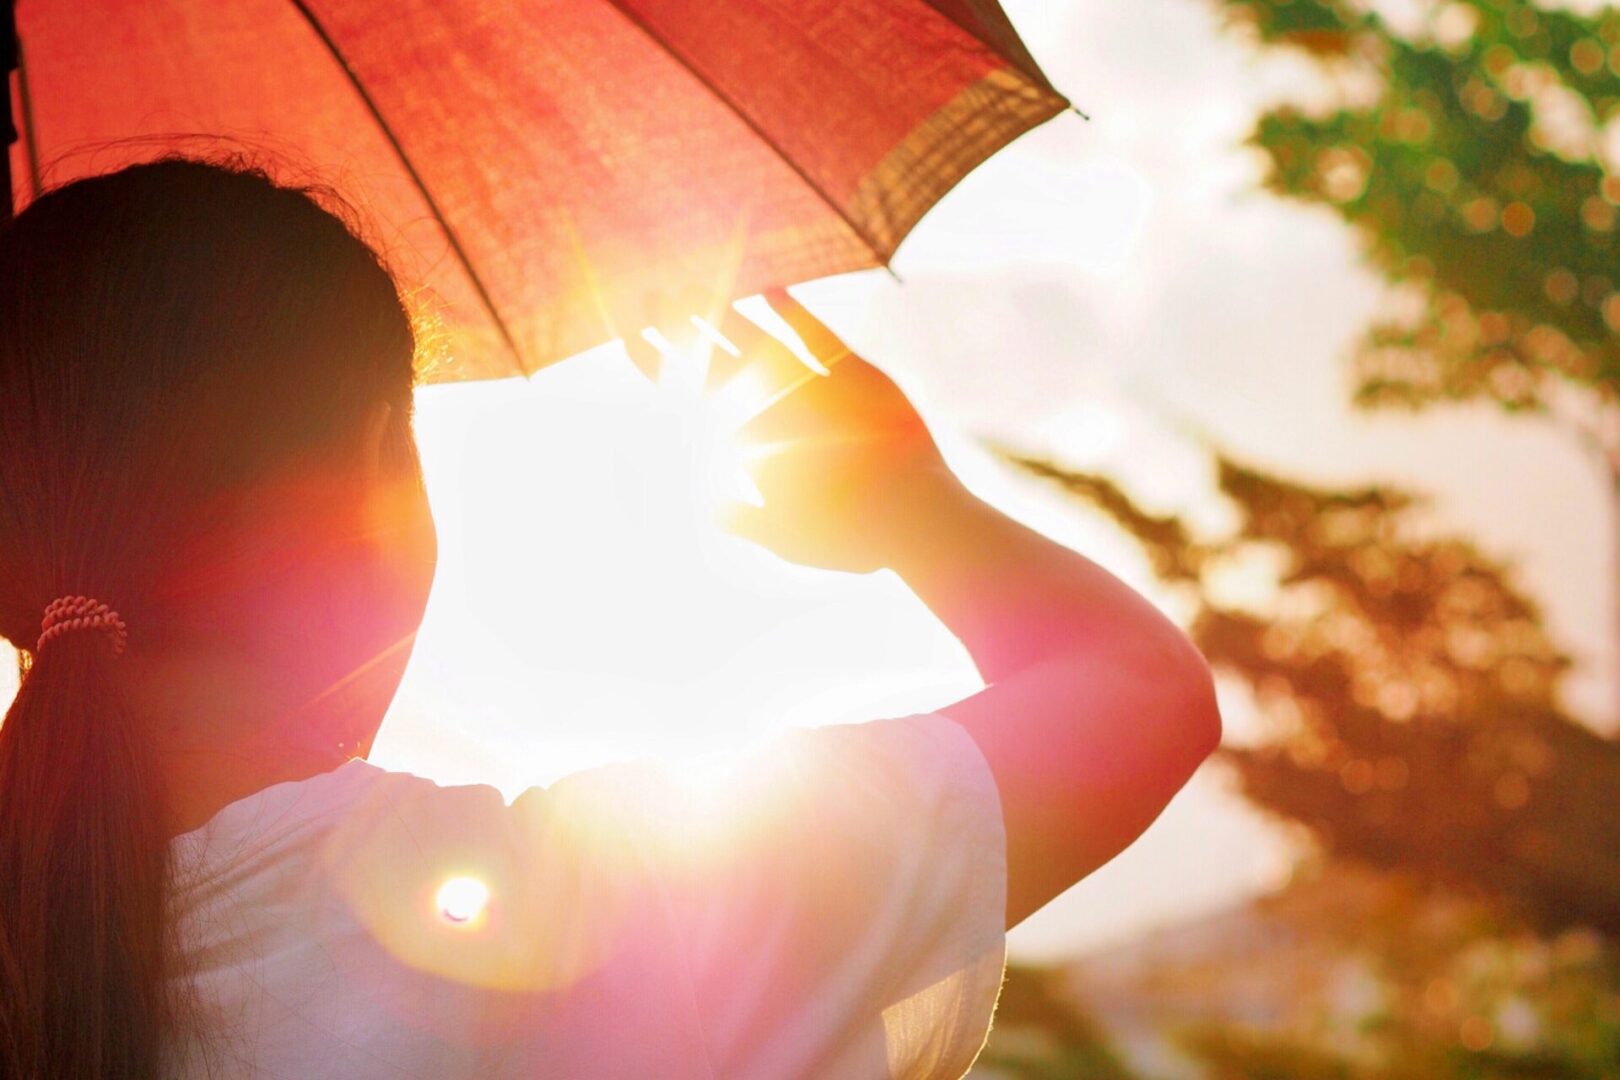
[[0, 157, 419, 1078]]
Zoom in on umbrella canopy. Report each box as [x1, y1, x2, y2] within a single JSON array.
[[4, 0, 1068, 381]]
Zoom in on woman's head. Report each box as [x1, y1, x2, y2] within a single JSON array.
[[0, 156, 430, 647], [0, 156, 435, 1077]]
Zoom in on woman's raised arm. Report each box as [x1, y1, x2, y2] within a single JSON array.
[[637, 290, 1223, 930], [877, 465, 1221, 928]]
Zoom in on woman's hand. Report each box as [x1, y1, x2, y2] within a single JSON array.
[[627, 289, 965, 575], [626, 289, 1222, 932]]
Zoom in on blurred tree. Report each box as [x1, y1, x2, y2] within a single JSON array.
[[974, 964, 1142, 1079], [980, 5, 1620, 1070], [1169, 861, 1620, 1078], [998, 447, 1620, 1073], [1003, 449, 1620, 935], [1204, 0, 1620, 711]]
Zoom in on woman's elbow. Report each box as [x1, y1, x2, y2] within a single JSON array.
[[1182, 654, 1223, 762], [1117, 630, 1223, 792], [1133, 613, 1222, 762]]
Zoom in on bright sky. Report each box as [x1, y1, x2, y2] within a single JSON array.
[[2, 0, 1610, 961]]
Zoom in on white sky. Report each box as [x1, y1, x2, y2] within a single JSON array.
[[2, 0, 1610, 960]]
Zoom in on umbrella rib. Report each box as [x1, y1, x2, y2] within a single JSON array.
[[285, 0, 526, 376], [908, 0, 1060, 97], [916, 8, 1083, 118], [15, 40, 41, 198], [600, 0, 893, 271]]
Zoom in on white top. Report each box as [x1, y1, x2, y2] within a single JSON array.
[[164, 713, 1008, 1079]]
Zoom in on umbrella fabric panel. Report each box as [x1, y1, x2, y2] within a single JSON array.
[[917, 0, 1057, 90], [10, 0, 501, 376], [12, 0, 1066, 380], [609, 0, 1065, 253], [302, 0, 879, 380]]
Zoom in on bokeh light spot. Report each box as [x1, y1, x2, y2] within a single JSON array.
[[435, 876, 490, 926]]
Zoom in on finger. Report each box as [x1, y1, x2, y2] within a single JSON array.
[[675, 284, 729, 332], [638, 291, 722, 386], [649, 285, 743, 389], [763, 288, 851, 368], [715, 499, 773, 548], [608, 289, 664, 383], [713, 303, 791, 364], [729, 364, 850, 449], [650, 292, 703, 356], [622, 327, 663, 382], [712, 307, 820, 412], [693, 308, 750, 390]]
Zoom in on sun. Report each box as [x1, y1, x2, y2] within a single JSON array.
[[379, 321, 976, 798], [435, 875, 491, 927]]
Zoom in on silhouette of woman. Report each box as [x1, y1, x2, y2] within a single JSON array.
[[0, 158, 1219, 1079]]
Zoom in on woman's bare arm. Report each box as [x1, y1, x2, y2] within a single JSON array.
[[634, 290, 1223, 931], [874, 466, 1221, 929]]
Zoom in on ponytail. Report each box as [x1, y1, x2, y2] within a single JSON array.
[[0, 623, 176, 1078], [0, 157, 419, 1078]]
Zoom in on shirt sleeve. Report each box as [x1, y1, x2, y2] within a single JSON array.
[[527, 713, 1009, 1080]]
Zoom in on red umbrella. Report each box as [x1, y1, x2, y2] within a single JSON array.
[[1, 0, 1069, 380]]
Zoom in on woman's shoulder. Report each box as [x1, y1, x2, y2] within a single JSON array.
[[170, 757, 513, 884], [172, 712, 998, 894]]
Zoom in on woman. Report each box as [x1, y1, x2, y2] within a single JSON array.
[[0, 158, 1220, 1079]]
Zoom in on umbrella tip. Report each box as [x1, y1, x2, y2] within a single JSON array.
[[1071, 105, 1092, 122]]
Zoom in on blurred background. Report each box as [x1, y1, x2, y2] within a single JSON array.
[[8, 0, 1620, 1074]]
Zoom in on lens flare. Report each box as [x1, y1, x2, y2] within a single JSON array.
[[435, 875, 490, 926]]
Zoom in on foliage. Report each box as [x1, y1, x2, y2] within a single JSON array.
[[976, 5, 1620, 1072], [1173, 862, 1620, 1078], [975, 964, 1143, 1079], [1213, 0, 1620, 462], [1000, 445, 1620, 1074], [1005, 447, 1620, 935]]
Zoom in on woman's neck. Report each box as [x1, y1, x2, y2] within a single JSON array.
[[123, 647, 389, 840], [157, 733, 377, 839]]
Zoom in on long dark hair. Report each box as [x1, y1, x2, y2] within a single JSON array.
[[0, 158, 419, 1078]]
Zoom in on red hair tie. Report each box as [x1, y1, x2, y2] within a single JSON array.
[[36, 595, 128, 658]]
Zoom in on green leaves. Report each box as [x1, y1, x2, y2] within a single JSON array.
[[1215, 0, 1620, 416]]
